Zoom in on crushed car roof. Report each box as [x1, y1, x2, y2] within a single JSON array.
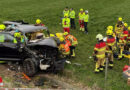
[[15, 25, 47, 33], [3, 21, 47, 33], [3, 21, 21, 25]]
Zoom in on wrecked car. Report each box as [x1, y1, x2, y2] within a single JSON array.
[[0, 22, 66, 76]]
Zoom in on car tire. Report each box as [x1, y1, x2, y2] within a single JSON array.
[[23, 58, 37, 77]]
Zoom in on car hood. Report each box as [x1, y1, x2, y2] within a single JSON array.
[[27, 38, 57, 48]]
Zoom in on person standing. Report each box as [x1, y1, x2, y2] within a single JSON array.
[[69, 8, 76, 29], [83, 10, 89, 34], [63, 7, 69, 17], [62, 14, 70, 33], [93, 34, 106, 73], [78, 8, 85, 31], [64, 32, 78, 57]]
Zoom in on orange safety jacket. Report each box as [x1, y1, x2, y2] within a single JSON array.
[[65, 35, 78, 46], [94, 41, 106, 58], [59, 42, 70, 55], [106, 37, 116, 53]]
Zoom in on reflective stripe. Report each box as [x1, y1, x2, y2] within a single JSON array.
[[94, 47, 106, 51], [96, 54, 105, 58]]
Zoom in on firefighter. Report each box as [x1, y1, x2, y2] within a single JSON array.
[[14, 30, 24, 43], [78, 8, 85, 31], [126, 27, 130, 50], [123, 23, 129, 40], [35, 19, 45, 26], [106, 30, 116, 68], [83, 10, 89, 34], [64, 32, 78, 57], [0, 24, 6, 32], [62, 14, 70, 33], [69, 8, 76, 29], [93, 34, 106, 73], [115, 17, 124, 42], [63, 7, 69, 17], [118, 34, 126, 59], [58, 37, 70, 56]]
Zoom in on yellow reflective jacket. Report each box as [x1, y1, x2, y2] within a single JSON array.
[[62, 18, 70, 28], [63, 10, 69, 17], [78, 12, 85, 20], [69, 10, 75, 19], [84, 14, 89, 22]]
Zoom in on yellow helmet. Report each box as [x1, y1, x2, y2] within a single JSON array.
[[80, 8, 83, 11], [36, 19, 42, 24], [118, 17, 122, 21], [106, 29, 113, 35], [64, 32, 68, 36], [59, 37, 65, 42], [128, 26, 130, 31], [0, 24, 6, 30], [96, 34, 103, 41], [124, 23, 128, 27], [107, 26, 113, 30], [50, 34, 55, 37]]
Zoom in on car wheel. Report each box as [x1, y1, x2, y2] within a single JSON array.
[[23, 58, 37, 77]]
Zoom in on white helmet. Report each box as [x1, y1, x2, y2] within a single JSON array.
[[85, 10, 88, 13], [96, 34, 103, 41]]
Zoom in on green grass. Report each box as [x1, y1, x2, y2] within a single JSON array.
[[0, 0, 130, 89]]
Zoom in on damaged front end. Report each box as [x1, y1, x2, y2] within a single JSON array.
[[27, 38, 67, 72]]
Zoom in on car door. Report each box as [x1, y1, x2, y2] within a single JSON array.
[[0, 33, 21, 58]]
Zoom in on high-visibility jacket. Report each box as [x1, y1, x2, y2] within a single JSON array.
[[65, 35, 78, 46], [127, 34, 130, 43], [14, 32, 24, 43], [106, 36, 116, 53], [78, 12, 85, 20], [63, 10, 69, 17], [59, 42, 70, 55], [84, 14, 89, 22], [69, 10, 75, 19], [62, 18, 70, 28], [94, 41, 106, 58], [119, 37, 126, 45], [56, 33, 63, 38], [123, 30, 129, 40], [0, 35, 4, 42]]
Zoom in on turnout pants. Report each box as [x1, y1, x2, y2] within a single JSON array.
[[95, 58, 105, 72]]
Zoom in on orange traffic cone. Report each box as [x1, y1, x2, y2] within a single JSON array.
[[0, 77, 3, 87]]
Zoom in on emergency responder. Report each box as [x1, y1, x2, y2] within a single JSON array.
[[78, 8, 85, 31], [118, 34, 126, 59], [115, 17, 124, 42], [0, 24, 6, 32], [83, 10, 89, 34], [14, 30, 24, 43], [126, 27, 130, 50], [62, 14, 70, 33], [123, 23, 129, 39], [106, 30, 116, 68], [93, 34, 106, 73], [64, 32, 78, 57], [63, 7, 69, 17], [69, 8, 76, 29], [35, 19, 45, 26], [107, 26, 116, 38], [58, 37, 70, 56]]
